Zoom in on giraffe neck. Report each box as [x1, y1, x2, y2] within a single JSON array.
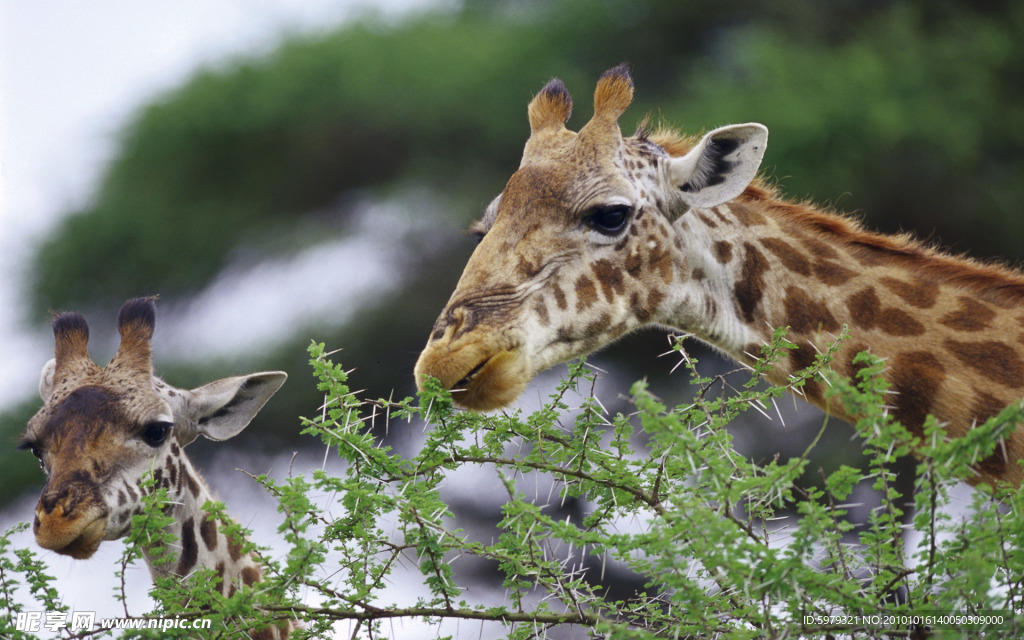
[[664, 187, 1024, 485], [143, 452, 264, 595], [142, 450, 288, 639], [132, 446, 286, 634]]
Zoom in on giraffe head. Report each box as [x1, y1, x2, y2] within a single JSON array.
[[415, 65, 767, 409], [20, 298, 286, 559]]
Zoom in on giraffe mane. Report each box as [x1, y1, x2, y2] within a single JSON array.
[[645, 126, 700, 156], [644, 125, 1024, 306], [747, 182, 1024, 307]]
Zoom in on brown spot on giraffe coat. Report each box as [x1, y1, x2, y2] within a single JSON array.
[[735, 243, 769, 323], [845, 286, 926, 336], [728, 201, 768, 227], [944, 339, 1024, 388], [879, 276, 939, 309], [889, 351, 946, 431], [592, 259, 627, 302], [582, 313, 612, 339], [533, 299, 550, 326], [183, 461, 200, 498], [552, 281, 568, 310], [760, 237, 811, 276], [843, 343, 871, 380], [630, 292, 650, 322], [517, 254, 540, 278], [940, 296, 996, 331], [978, 449, 1010, 479], [574, 274, 598, 311], [625, 249, 643, 276], [971, 391, 1006, 426], [789, 342, 824, 402], [242, 565, 262, 587], [166, 457, 178, 489], [812, 260, 856, 285], [790, 228, 841, 260], [783, 287, 840, 334], [646, 242, 675, 284], [228, 533, 244, 562], [201, 514, 218, 551], [713, 240, 733, 264], [696, 211, 718, 228], [646, 290, 666, 319], [176, 516, 198, 576], [971, 390, 1014, 478]]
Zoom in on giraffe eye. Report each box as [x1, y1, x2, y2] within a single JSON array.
[[468, 218, 489, 245], [141, 421, 172, 447], [584, 205, 632, 236], [17, 441, 44, 470]]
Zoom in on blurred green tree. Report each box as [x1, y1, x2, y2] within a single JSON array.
[[30, 1, 1024, 316], [6, 0, 1022, 504]]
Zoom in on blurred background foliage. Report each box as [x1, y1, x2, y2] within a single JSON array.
[[3, 0, 1023, 504]]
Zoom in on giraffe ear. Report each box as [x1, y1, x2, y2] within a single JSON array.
[[39, 359, 57, 401], [179, 371, 287, 444], [669, 123, 768, 209]]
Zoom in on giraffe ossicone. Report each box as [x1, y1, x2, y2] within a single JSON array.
[[22, 297, 291, 636], [415, 64, 1024, 486]]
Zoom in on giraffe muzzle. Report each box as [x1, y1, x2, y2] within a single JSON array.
[[415, 337, 530, 411], [451, 349, 524, 409], [34, 502, 109, 559], [455, 357, 491, 388]]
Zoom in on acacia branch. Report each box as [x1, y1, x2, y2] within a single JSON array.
[[261, 601, 626, 630], [450, 453, 664, 515]]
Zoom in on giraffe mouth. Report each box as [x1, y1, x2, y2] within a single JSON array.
[[60, 517, 107, 559], [455, 357, 491, 389], [415, 342, 529, 411], [449, 349, 528, 410], [35, 511, 108, 559]]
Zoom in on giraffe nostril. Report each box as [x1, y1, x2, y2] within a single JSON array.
[[40, 485, 80, 517], [431, 307, 468, 342], [430, 319, 449, 342], [41, 492, 60, 515]]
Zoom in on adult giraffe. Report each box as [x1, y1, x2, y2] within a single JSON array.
[[415, 64, 1024, 486], [21, 297, 292, 638]]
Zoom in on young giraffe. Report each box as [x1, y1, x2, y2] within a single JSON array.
[[415, 64, 1024, 487], [20, 297, 292, 638]]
